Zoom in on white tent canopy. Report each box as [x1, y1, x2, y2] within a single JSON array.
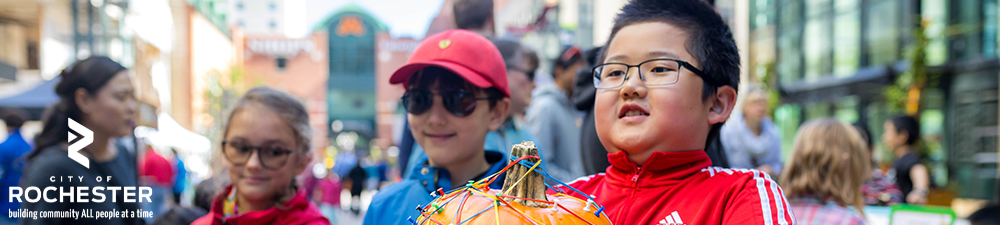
[[134, 112, 212, 179]]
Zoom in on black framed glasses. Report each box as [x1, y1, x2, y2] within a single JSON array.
[[221, 140, 294, 170], [508, 66, 535, 81], [592, 58, 717, 89], [401, 89, 494, 117]]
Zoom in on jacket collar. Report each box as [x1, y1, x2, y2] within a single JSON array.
[[206, 185, 315, 225], [605, 150, 712, 188], [408, 150, 508, 193]]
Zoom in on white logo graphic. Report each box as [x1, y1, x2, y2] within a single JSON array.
[[68, 118, 92, 168], [658, 211, 684, 225]]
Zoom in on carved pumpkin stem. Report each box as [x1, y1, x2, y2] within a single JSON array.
[[502, 141, 551, 208]]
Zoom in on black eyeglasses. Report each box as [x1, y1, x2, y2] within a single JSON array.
[[592, 58, 719, 89], [221, 140, 294, 170], [401, 89, 494, 117], [508, 66, 535, 81]]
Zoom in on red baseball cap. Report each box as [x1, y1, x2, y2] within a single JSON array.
[[389, 30, 510, 97]]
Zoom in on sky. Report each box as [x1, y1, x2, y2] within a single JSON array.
[[303, 0, 446, 39]]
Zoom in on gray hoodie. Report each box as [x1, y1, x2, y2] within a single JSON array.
[[719, 112, 783, 176], [525, 83, 585, 182]]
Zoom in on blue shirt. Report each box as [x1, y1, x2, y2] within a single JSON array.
[[172, 158, 187, 193], [402, 119, 541, 178], [364, 151, 509, 225], [0, 129, 31, 212]]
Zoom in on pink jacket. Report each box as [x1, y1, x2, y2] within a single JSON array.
[[192, 185, 330, 225]]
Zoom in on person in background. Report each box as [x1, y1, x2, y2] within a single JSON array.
[[452, 0, 494, 37], [782, 119, 870, 225], [572, 46, 612, 176], [22, 56, 142, 225], [192, 87, 328, 225], [315, 171, 341, 225], [883, 115, 930, 204], [487, 39, 540, 154], [140, 146, 175, 222], [347, 159, 366, 215], [364, 30, 512, 225], [720, 86, 783, 177], [525, 45, 586, 182], [854, 123, 903, 205], [0, 109, 30, 225], [171, 148, 188, 205]]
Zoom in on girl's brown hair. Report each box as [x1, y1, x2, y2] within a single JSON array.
[[780, 118, 871, 213]]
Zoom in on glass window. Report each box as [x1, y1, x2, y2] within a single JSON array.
[[803, 18, 831, 81], [983, 0, 997, 57], [833, 0, 860, 77], [803, 0, 832, 81], [923, 0, 947, 65], [778, 0, 803, 85], [276, 57, 287, 70], [866, 0, 899, 66]]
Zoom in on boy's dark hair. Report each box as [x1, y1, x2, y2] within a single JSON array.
[[492, 39, 523, 70], [603, 0, 741, 148], [889, 115, 921, 145], [407, 66, 505, 109], [523, 48, 539, 80], [553, 46, 583, 78], [1, 109, 27, 128], [453, 0, 493, 30]]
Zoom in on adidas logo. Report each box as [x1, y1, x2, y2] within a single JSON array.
[[658, 211, 685, 225]]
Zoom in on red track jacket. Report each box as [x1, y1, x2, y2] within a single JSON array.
[[553, 150, 796, 225]]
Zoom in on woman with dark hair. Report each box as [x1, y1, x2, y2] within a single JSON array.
[[882, 115, 930, 204], [21, 56, 143, 225]]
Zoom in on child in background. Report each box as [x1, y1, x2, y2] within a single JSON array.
[[315, 171, 341, 224], [782, 119, 871, 225], [363, 29, 512, 225], [554, 0, 795, 224]]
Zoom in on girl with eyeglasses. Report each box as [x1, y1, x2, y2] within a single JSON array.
[[192, 87, 329, 225]]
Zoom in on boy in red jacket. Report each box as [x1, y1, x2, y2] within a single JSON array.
[[553, 0, 795, 224]]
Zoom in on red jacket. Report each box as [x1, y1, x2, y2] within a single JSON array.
[[140, 149, 174, 186], [192, 185, 330, 225], [552, 150, 795, 225]]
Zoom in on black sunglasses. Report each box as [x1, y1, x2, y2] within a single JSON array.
[[401, 89, 494, 117]]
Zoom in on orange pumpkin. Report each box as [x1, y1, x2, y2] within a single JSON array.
[[413, 142, 613, 225]]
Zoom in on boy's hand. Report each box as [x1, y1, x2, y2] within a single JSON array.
[[755, 165, 773, 175]]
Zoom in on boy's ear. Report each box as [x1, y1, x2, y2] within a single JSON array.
[[488, 98, 511, 131], [708, 86, 737, 125]]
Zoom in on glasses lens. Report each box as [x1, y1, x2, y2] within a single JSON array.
[[260, 146, 291, 169], [641, 60, 680, 86], [442, 90, 478, 117], [595, 64, 628, 88], [403, 89, 432, 115], [223, 141, 251, 164]]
